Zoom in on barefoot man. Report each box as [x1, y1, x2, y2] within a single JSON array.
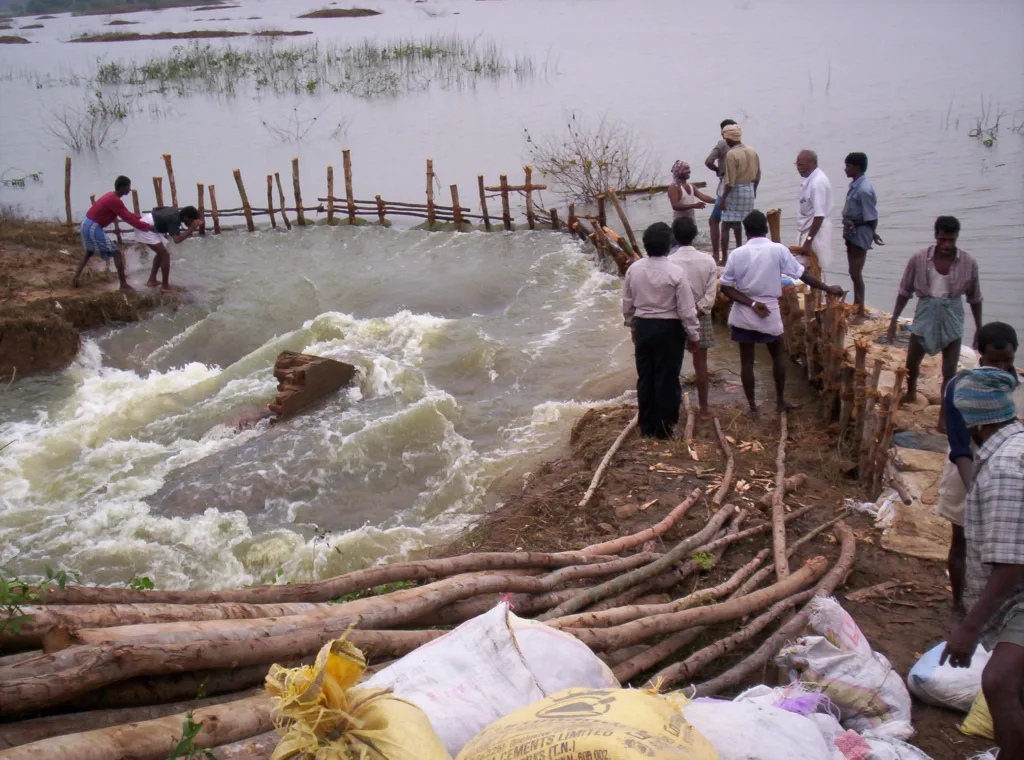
[[943, 366, 1024, 757], [668, 160, 716, 221], [841, 152, 884, 323], [795, 149, 833, 275], [886, 215, 983, 432], [669, 216, 718, 415], [720, 210, 842, 414], [72, 175, 151, 291], [137, 205, 202, 293], [704, 119, 737, 264], [717, 124, 760, 265]]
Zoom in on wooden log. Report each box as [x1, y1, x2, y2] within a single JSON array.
[[524, 165, 536, 230], [232, 170, 255, 232], [766, 207, 782, 243], [712, 417, 734, 507], [212, 731, 279, 760], [578, 413, 638, 510], [451, 184, 464, 231], [758, 473, 807, 507], [89, 194, 95, 205], [838, 363, 856, 433], [802, 291, 816, 381], [375, 195, 386, 224], [196, 183, 206, 235], [499, 174, 511, 230], [152, 176, 163, 207], [772, 411, 790, 580], [343, 149, 355, 225], [582, 487, 702, 556], [268, 352, 356, 419], [425, 158, 435, 228], [162, 153, 178, 208], [475, 174, 492, 231], [871, 367, 907, 495], [209, 184, 221, 234], [549, 208, 560, 231], [852, 340, 869, 444], [265, 175, 276, 229], [567, 203, 578, 237], [682, 393, 695, 445], [606, 188, 639, 255], [326, 165, 335, 224], [596, 193, 607, 228], [290, 157, 305, 226], [64, 156, 72, 227], [273, 172, 291, 231], [130, 189, 140, 217], [0, 694, 272, 760]]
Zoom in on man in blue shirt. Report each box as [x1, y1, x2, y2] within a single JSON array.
[[841, 152, 884, 324]]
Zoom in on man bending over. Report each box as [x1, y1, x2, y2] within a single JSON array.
[[137, 206, 202, 293]]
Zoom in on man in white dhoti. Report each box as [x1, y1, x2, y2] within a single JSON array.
[[795, 150, 833, 275]]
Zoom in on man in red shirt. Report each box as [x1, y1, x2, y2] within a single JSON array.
[[72, 175, 151, 291]]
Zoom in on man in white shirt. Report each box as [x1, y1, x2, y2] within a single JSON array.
[[795, 150, 833, 274], [720, 210, 842, 414], [669, 216, 719, 415]]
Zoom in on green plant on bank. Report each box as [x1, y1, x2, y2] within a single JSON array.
[[691, 551, 716, 572], [331, 580, 415, 604], [0, 168, 42, 187], [167, 710, 215, 760], [259, 567, 285, 585], [524, 114, 658, 201], [1, 565, 78, 636], [127, 575, 155, 590]]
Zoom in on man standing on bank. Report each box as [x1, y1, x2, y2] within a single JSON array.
[[718, 124, 760, 266], [704, 119, 737, 264], [623, 222, 701, 439], [137, 205, 202, 293], [795, 149, 833, 275], [886, 215, 983, 433], [943, 366, 1024, 757], [669, 216, 719, 416], [72, 175, 152, 291], [720, 210, 842, 415], [841, 152, 884, 324]]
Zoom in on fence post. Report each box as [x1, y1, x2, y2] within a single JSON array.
[[266, 175, 277, 229], [326, 165, 335, 225], [477, 175, 492, 232], [153, 177, 164, 206], [343, 149, 356, 224], [499, 174, 511, 231], [524, 165, 536, 230], [596, 193, 607, 228], [162, 153, 178, 208], [375, 194, 386, 225], [291, 158, 305, 226], [274, 172, 291, 231], [131, 189, 140, 216], [425, 158, 435, 228], [451, 184, 464, 232], [209, 184, 221, 234], [567, 202, 577, 235], [549, 208, 560, 230], [196, 182, 205, 235], [233, 169, 255, 232], [606, 188, 639, 254], [64, 156, 73, 227]]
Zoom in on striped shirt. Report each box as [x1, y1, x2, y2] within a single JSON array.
[[964, 420, 1024, 644], [897, 246, 982, 303]]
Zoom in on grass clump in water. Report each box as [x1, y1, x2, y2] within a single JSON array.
[[298, 8, 381, 18], [0, 35, 30, 44]]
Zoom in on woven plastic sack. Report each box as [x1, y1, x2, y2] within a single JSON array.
[[804, 597, 873, 658], [908, 641, 989, 712], [960, 690, 994, 740], [264, 633, 451, 760], [457, 687, 718, 760]]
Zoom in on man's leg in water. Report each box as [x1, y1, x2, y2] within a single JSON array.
[[146, 244, 161, 287], [765, 338, 794, 412], [738, 341, 757, 413], [71, 250, 94, 288], [146, 243, 171, 290], [112, 250, 133, 290]]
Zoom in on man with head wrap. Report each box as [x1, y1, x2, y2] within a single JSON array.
[[667, 160, 715, 221], [705, 118, 738, 264], [717, 124, 760, 265], [943, 365, 1024, 756]]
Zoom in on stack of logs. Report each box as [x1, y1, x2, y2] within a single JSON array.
[[0, 413, 855, 759]]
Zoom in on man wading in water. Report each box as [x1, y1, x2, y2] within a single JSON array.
[[136, 205, 202, 293], [887, 215, 983, 433], [72, 175, 152, 291], [841, 152, 884, 324], [720, 210, 842, 415], [668, 160, 716, 222]]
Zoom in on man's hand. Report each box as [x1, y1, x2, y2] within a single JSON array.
[[752, 302, 771, 319], [826, 285, 844, 297], [872, 233, 885, 246], [687, 339, 700, 353], [885, 322, 897, 344], [630, 325, 635, 345], [940, 620, 981, 668], [719, 198, 727, 212], [188, 218, 202, 231], [799, 239, 814, 256], [695, 202, 706, 210]]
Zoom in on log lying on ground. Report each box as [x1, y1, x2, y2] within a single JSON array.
[[712, 417, 735, 507], [424, 588, 578, 627], [577, 412, 638, 510], [693, 521, 856, 697], [0, 694, 272, 760], [772, 411, 791, 579], [564, 557, 827, 652], [213, 731, 279, 760], [758, 473, 807, 507], [38, 550, 617, 606], [0, 688, 262, 749], [538, 504, 736, 621], [581, 488, 702, 555], [612, 628, 705, 684]]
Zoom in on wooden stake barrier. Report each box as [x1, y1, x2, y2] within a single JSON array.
[[477, 175, 491, 231], [550, 208, 560, 230], [858, 360, 883, 480], [266, 175, 277, 229], [64, 156, 73, 227], [196, 183, 206, 235], [131, 189, 140, 217], [375, 195, 386, 224], [524, 165, 536, 230], [451, 185, 464, 231], [326, 166, 335, 225], [852, 341, 869, 443], [232, 169, 255, 232], [153, 177, 164, 207], [597, 194, 607, 228], [274, 173, 291, 231], [567, 203, 577, 236], [499, 174, 511, 230], [606, 188, 639, 255], [162, 154, 178, 208], [343, 150, 355, 225], [291, 158, 305, 226], [767, 208, 782, 243], [209, 185, 221, 234], [426, 159, 435, 228]]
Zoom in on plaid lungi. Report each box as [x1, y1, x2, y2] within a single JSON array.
[[721, 182, 755, 223], [80, 218, 118, 259], [697, 313, 716, 350]]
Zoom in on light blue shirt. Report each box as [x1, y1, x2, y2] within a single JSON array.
[[842, 175, 878, 223]]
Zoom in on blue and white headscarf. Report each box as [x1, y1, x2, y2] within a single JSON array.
[[953, 367, 1020, 428]]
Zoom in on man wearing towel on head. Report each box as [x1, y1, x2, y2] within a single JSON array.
[[717, 125, 760, 265], [943, 366, 1024, 756]]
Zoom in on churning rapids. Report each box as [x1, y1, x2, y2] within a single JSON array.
[[0, 228, 636, 588]]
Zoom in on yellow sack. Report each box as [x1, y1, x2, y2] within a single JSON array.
[[456, 687, 718, 760], [960, 690, 994, 740], [265, 633, 451, 760]]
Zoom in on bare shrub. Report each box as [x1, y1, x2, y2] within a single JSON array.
[[45, 92, 129, 152], [524, 114, 657, 201]]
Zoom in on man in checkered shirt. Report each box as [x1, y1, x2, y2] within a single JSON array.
[[943, 366, 1024, 755]]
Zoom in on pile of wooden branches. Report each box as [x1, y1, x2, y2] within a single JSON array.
[[0, 413, 855, 759]]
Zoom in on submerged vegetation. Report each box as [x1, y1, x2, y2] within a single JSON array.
[[0, 35, 30, 44], [298, 8, 381, 18], [45, 90, 130, 151], [73, 29, 248, 42]]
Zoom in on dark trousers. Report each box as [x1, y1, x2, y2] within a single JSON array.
[[634, 318, 686, 439]]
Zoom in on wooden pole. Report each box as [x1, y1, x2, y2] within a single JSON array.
[[153, 177, 164, 207], [425, 158, 435, 228], [196, 182, 205, 235], [209, 184, 221, 234], [64, 156, 73, 227], [266, 175, 277, 229], [477, 175, 491, 232], [162, 153, 178, 208], [451, 184, 464, 231], [852, 340, 869, 444], [326, 166, 335, 225], [90, 194, 96, 205], [859, 359, 884, 480], [274, 172, 291, 231], [131, 189, 140, 217], [606, 188, 639, 255], [233, 169, 255, 232], [871, 367, 908, 495], [550, 208, 560, 231], [767, 208, 782, 243], [596, 194, 607, 229], [375, 194, 386, 225], [524, 165, 536, 230], [343, 150, 355, 225], [499, 174, 511, 231], [291, 158, 305, 226], [567, 203, 577, 236]]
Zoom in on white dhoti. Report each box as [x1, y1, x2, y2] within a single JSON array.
[[134, 213, 168, 246], [797, 218, 833, 274]]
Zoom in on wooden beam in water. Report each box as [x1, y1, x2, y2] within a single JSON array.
[[196, 183, 205, 235], [274, 172, 291, 231], [606, 188, 639, 255], [596, 193, 607, 228], [162, 153, 178, 208], [375, 194, 386, 224], [326, 166, 335, 225], [499, 174, 511, 231], [232, 169, 255, 232], [153, 177, 164, 207], [266, 175, 277, 229], [451, 184, 464, 232], [343, 150, 356, 225], [524, 165, 536, 230], [209, 184, 221, 234], [292, 158, 305, 226], [477, 175, 491, 232]]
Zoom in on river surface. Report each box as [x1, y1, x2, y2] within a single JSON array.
[[1, 0, 1022, 588]]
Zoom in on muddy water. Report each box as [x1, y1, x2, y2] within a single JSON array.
[[0, 0, 1021, 587]]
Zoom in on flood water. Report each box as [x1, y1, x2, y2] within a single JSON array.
[[1, 0, 1022, 588]]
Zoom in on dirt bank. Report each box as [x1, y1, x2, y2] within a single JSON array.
[[439, 400, 988, 759]]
